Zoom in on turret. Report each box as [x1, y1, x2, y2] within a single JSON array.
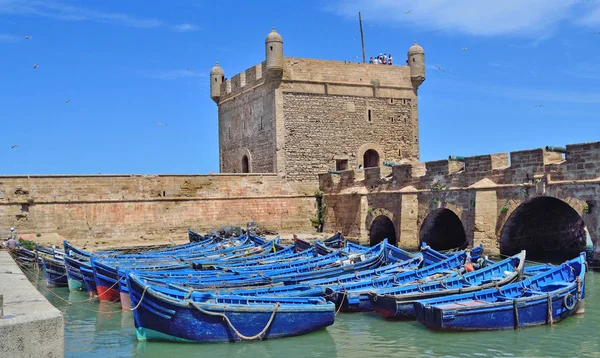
[[407, 41, 425, 88], [265, 27, 283, 75], [210, 62, 224, 104]]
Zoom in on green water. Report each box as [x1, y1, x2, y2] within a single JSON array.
[[41, 273, 600, 358]]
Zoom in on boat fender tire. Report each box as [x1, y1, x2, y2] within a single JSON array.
[[563, 293, 576, 311]]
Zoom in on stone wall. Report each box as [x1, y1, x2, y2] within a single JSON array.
[[0, 174, 318, 243], [282, 93, 416, 181], [318, 142, 600, 256]]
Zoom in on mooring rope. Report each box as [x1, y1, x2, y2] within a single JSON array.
[[130, 286, 149, 311], [335, 290, 347, 316], [513, 299, 520, 330], [547, 294, 554, 326], [191, 302, 280, 341]]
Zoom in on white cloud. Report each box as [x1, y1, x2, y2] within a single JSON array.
[[0, 0, 197, 31], [330, 0, 600, 37], [0, 33, 20, 43], [173, 23, 199, 32]]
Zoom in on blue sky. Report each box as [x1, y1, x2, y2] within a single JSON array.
[[1, 0, 599, 174]]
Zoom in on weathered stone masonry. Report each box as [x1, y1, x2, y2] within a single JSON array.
[[319, 142, 600, 258]]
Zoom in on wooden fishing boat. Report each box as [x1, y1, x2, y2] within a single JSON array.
[[413, 252, 586, 331], [368, 251, 526, 319], [127, 273, 335, 343], [40, 256, 68, 287], [324, 246, 481, 312]]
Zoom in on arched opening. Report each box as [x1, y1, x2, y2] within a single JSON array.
[[369, 215, 397, 246], [419, 208, 467, 250], [499, 197, 586, 261], [242, 155, 249, 173], [363, 149, 379, 168]]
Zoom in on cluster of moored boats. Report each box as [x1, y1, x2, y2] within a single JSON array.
[[9, 230, 587, 343]]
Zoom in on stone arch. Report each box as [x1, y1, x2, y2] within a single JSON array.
[[239, 149, 252, 173], [419, 208, 467, 250], [499, 196, 587, 261], [357, 143, 384, 169], [369, 214, 397, 247]]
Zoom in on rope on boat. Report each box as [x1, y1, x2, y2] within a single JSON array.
[[512, 299, 520, 330], [547, 294, 554, 326], [191, 302, 280, 341], [335, 291, 347, 316], [130, 286, 149, 311]]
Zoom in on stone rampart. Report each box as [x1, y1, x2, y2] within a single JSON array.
[[319, 142, 600, 257], [0, 250, 64, 357], [0, 174, 318, 243]]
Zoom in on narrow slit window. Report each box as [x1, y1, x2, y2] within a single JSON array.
[[368, 109, 372, 122]]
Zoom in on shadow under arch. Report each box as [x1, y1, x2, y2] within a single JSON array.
[[419, 208, 467, 250], [499, 196, 587, 261], [369, 215, 397, 247]]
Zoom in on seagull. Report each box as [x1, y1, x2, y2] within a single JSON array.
[[435, 65, 445, 72], [153, 121, 167, 127], [10, 144, 18, 149], [461, 47, 468, 51], [367, 24, 378, 27], [25, 35, 31, 40], [405, 10, 412, 14], [33, 64, 39, 69], [186, 68, 195, 71], [65, 99, 71, 104], [594, 32, 599, 35], [533, 104, 544, 108]]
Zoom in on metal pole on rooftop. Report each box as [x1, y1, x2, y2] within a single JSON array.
[[359, 12, 366, 63]]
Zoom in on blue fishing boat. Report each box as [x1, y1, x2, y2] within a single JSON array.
[[324, 246, 481, 312], [368, 251, 526, 319], [40, 256, 68, 287], [127, 273, 335, 343], [414, 253, 586, 331]]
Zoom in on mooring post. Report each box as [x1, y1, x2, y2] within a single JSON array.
[[0, 294, 3, 318]]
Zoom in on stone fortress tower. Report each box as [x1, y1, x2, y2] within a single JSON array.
[[210, 28, 425, 181]]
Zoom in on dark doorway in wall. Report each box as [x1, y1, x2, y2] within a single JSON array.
[[242, 155, 249, 173], [419, 208, 467, 250], [336, 159, 348, 171], [369, 215, 397, 246], [499, 196, 587, 261], [363, 149, 379, 168]]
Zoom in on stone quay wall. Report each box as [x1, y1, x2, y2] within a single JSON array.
[[0, 174, 318, 243], [318, 142, 600, 256], [0, 250, 64, 357]]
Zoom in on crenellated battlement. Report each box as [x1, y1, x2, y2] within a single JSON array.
[[219, 63, 267, 101], [319, 141, 600, 192]]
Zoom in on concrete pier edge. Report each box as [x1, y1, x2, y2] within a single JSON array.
[[0, 250, 64, 357]]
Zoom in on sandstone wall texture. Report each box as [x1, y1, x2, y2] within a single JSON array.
[[319, 142, 600, 257], [0, 174, 318, 243]]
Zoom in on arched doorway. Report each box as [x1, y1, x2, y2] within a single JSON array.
[[419, 208, 467, 250], [369, 215, 397, 246], [499, 196, 586, 261], [242, 155, 249, 173], [364, 149, 379, 168]]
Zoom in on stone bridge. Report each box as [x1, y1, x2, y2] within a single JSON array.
[[319, 142, 600, 260]]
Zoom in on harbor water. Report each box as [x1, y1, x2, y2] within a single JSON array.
[[36, 270, 600, 357]]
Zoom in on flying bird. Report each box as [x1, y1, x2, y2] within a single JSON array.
[[434, 65, 445, 72], [533, 104, 544, 108], [405, 10, 412, 14], [461, 47, 468, 51], [186, 68, 195, 71], [65, 99, 71, 104], [594, 31, 599, 35], [25, 35, 31, 40], [10, 145, 18, 149], [367, 24, 378, 27], [153, 121, 167, 127], [33, 64, 39, 69]]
